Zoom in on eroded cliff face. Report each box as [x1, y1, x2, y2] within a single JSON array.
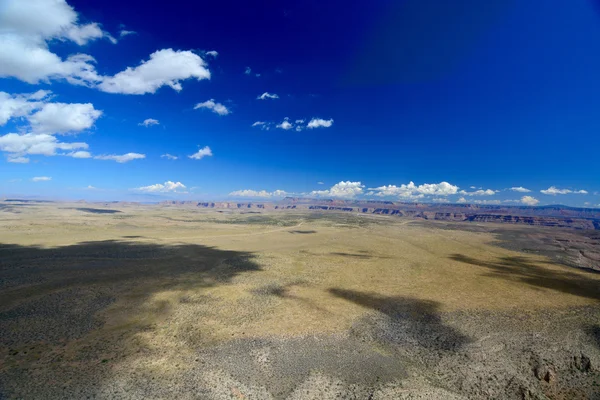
[[158, 199, 600, 230]]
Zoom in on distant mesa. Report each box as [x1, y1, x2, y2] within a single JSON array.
[[157, 198, 600, 231]]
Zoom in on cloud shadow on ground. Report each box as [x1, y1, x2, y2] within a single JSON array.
[[449, 254, 600, 301], [328, 288, 470, 352]]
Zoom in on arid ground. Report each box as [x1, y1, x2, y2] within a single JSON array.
[[1, 202, 600, 399]]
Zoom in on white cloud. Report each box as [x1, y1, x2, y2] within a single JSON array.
[[0, 90, 52, 125], [311, 181, 364, 198], [0, 0, 113, 85], [432, 198, 449, 203], [119, 30, 136, 38], [0, 5, 209, 92], [540, 186, 586, 195], [317, 181, 324, 185], [32, 176, 51, 182], [0, 91, 108, 162], [307, 118, 334, 129], [458, 189, 496, 196], [194, 99, 230, 116], [251, 121, 271, 130], [245, 67, 252, 75], [138, 118, 159, 127], [7, 156, 29, 163], [188, 146, 213, 160], [457, 197, 467, 203], [136, 181, 187, 193], [276, 118, 293, 130], [205, 50, 218, 58], [65, 22, 105, 45], [28, 102, 102, 134], [229, 189, 287, 198], [94, 152, 145, 163], [509, 186, 531, 193], [161, 153, 178, 160], [0, 132, 88, 157], [521, 196, 539, 206], [472, 199, 502, 205], [369, 181, 459, 198], [98, 49, 210, 94], [68, 150, 91, 158], [257, 92, 279, 100]]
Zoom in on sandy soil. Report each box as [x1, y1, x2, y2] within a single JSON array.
[[1, 202, 599, 399]]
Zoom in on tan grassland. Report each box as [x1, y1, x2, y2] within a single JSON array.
[[1, 202, 599, 399]]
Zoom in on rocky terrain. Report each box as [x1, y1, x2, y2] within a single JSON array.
[[157, 198, 600, 231], [2, 202, 600, 399]]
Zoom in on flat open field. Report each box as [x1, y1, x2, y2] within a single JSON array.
[[1, 202, 600, 399]]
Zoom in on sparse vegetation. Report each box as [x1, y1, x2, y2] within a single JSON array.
[[1, 203, 600, 398]]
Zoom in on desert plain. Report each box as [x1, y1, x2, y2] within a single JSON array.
[[1, 201, 600, 399]]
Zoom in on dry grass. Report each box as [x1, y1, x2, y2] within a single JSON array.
[[1, 202, 600, 397]]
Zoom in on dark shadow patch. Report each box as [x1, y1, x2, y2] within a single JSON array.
[[75, 208, 122, 214], [584, 325, 600, 350], [328, 288, 470, 352], [122, 235, 144, 239], [0, 240, 261, 346], [288, 230, 317, 234], [449, 254, 600, 301], [250, 281, 329, 314], [251, 280, 308, 297]]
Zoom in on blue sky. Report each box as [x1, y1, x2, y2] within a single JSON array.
[[1, 0, 599, 206]]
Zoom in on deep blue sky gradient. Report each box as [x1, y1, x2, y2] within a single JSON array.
[[1, 0, 600, 205]]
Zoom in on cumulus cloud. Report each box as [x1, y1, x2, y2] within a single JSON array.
[[0, 90, 52, 125], [457, 197, 467, 204], [94, 152, 145, 163], [257, 92, 279, 100], [136, 181, 187, 193], [432, 198, 449, 203], [0, 0, 115, 85], [458, 189, 496, 196], [98, 49, 210, 94], [138, 118, 159, 127], [68, 150, 91, 158], [521, 195, 540, 206], [509, 186, 531, 193], [540, 186, 587, 195], [307, 118, 334, 129], [369, 181, 459, 198], [229, 189, 288, 198], [204, 50, 218, 58], [28, 102, 102, 134], [245, 67, 252, 75], [194, 99, 230, 116], [276, 118, 293, 130], [0, 91, 107, 162], [471, 199, 502, 205], [161, 153, 178, 160], [32, 176, 51, 182], [188, 146, 213, 160], [0, 132, 88, 158], [311, 181, 364, 198]]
